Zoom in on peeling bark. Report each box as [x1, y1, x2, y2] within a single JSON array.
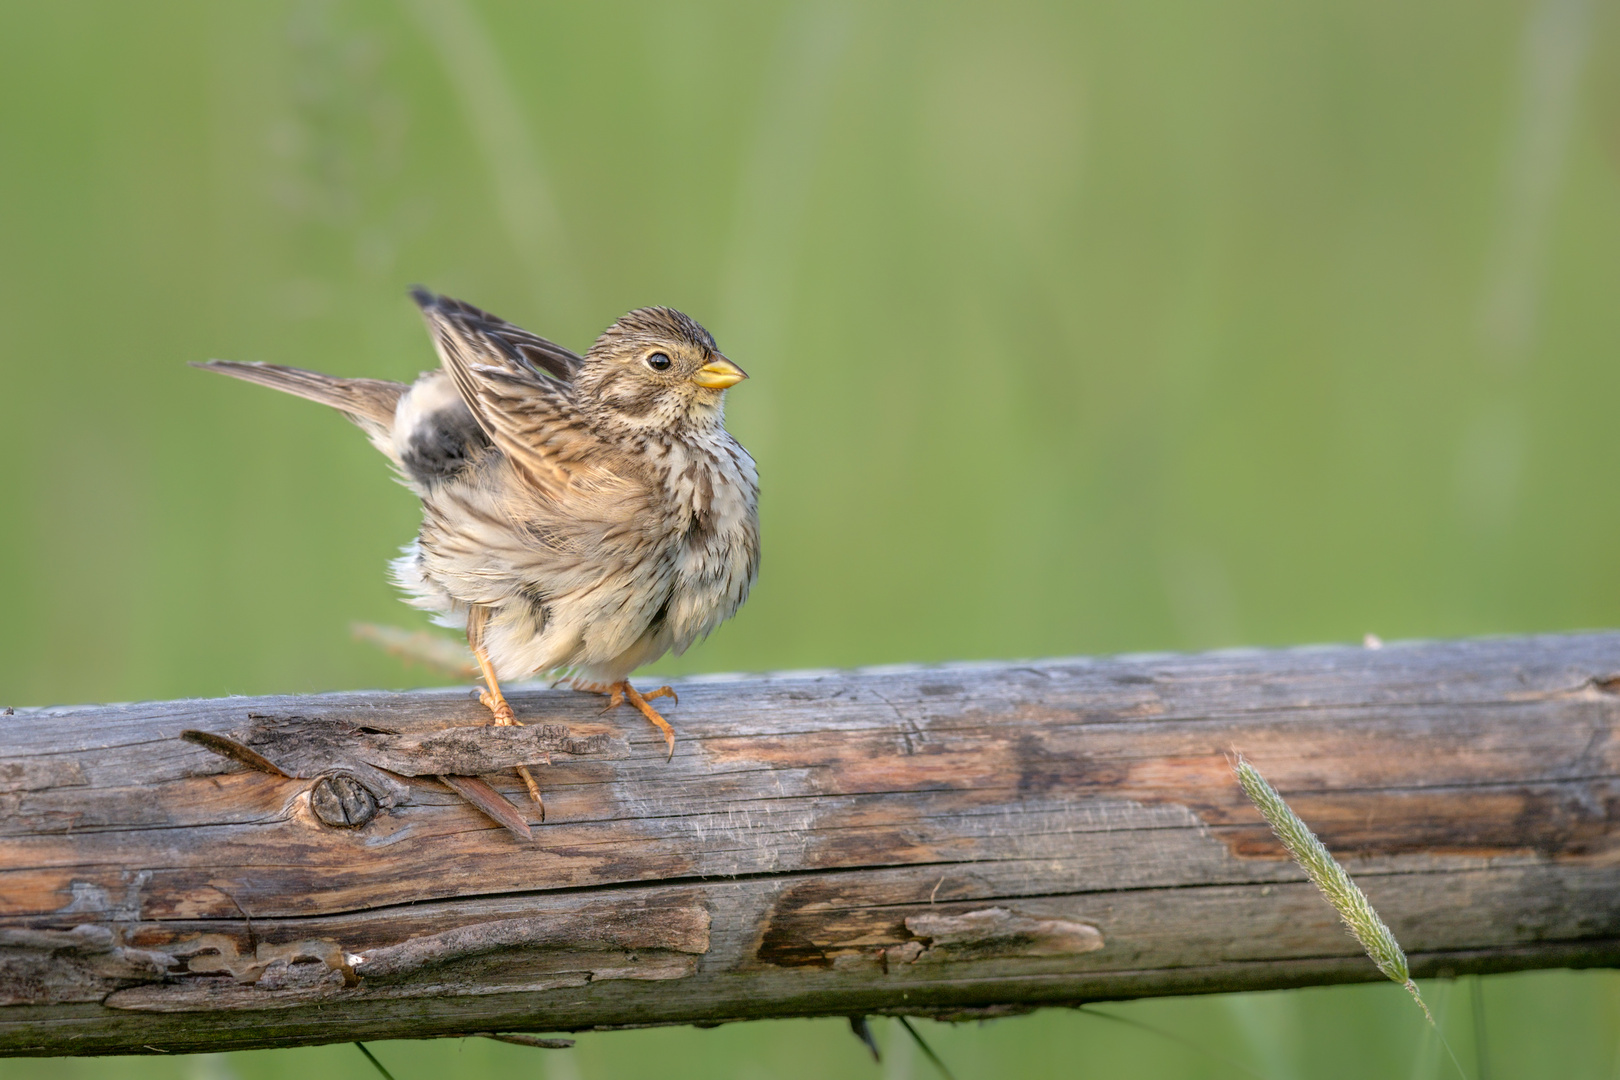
[[1, 634, 1618, 1055]]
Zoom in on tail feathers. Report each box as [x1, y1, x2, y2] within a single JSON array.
[[195, 360, 408, 460]]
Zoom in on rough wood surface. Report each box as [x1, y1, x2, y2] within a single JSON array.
[[2, 633, 1619, 1055]]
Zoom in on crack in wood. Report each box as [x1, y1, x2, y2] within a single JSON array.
[[2, 897, 712, 1014]]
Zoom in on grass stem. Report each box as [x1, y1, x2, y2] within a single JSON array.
[[353, 1042, 397, 1080]]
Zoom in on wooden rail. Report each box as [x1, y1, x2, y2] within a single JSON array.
[[2, 633, 1618, 1055]]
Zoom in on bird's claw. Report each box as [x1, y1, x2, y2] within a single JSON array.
[[475, 684, 542, 815], [515, 765, 545, 821], [591, 680, 679, 760], [479, 688, 517, 725]]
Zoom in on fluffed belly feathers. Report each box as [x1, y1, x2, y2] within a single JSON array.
[[389, 378, 759, 684]]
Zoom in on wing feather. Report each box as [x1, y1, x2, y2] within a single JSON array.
[[409, 287, 582, 381], [411, 288, 600, 498]]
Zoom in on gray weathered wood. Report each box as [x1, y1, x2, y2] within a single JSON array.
[[2, 633, 1618, 1055]]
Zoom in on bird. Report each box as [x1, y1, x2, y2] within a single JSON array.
[[198, 288, 760, 817]]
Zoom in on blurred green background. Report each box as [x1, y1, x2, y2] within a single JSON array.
[[2, 0, 1618, 1077]]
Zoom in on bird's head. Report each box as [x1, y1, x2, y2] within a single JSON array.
[[575, 307, 746, 435]]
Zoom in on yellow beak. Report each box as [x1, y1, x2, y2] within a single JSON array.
[[692, 357, 748, 390]]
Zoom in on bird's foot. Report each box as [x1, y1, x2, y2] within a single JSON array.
[[581, 680, 678, 761], [476, 687, 544, 819], [478, 687, 517, 725]]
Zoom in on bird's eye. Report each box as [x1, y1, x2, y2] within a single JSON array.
[[645, 352, 672, 371]]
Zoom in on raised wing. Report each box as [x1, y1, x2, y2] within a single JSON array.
[[410, 287, 582, 380], [411, 288, 598, 497]]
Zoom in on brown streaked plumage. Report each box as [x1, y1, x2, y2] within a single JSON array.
[[198, 288, 759, 823]]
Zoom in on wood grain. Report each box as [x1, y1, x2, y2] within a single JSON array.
[[2, 633, 1618, 1055]]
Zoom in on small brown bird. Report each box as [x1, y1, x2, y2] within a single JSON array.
[[200, 289, 759, 812]]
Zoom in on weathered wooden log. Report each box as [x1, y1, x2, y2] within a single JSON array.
[[2, 633, 1618, 1056]]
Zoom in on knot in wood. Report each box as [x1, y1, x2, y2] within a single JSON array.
[[310, 774, 377, 828]]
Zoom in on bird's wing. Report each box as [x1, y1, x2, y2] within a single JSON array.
[[411, 288, 602, 498], [410, 287, 582, 381]]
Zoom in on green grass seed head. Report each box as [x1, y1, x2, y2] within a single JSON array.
[[1234, 755, 1433, 1025]]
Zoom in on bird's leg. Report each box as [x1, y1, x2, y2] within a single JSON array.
[[576, 680, 679, 761], [466, 609, 545, 819]]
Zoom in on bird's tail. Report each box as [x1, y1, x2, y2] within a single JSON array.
[[195, 360, 407, 461]]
